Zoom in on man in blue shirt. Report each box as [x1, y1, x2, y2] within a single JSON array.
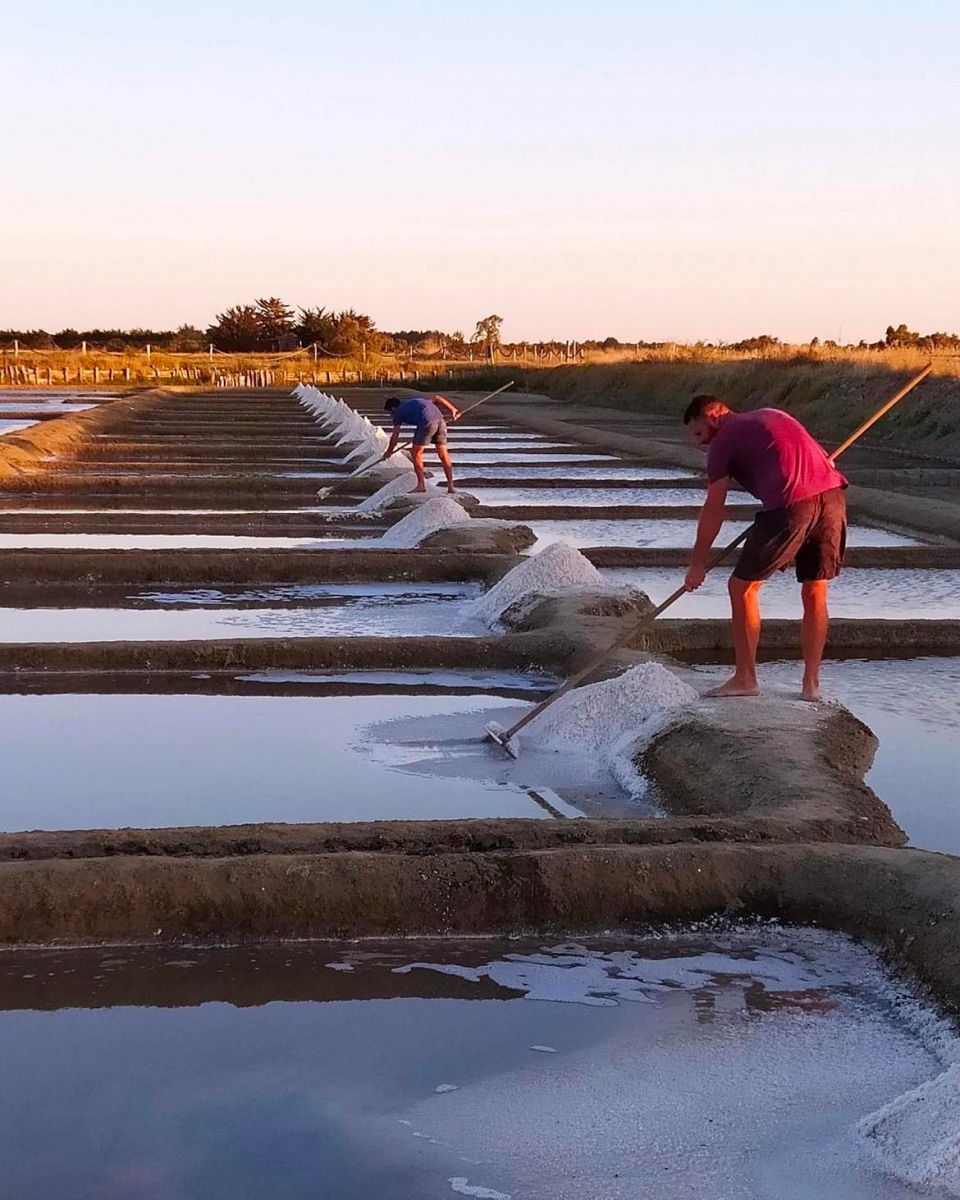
[[382, 393, 462, 494]]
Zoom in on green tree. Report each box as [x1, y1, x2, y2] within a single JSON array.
[[255, 297, 295, 341], [206, 305, 261, 351], [171, 324, 206, 352], [885, 324, 919, 347], [296, 306, 337, 347], [328, 309, 379, 355], [472, 314, 503, 354]]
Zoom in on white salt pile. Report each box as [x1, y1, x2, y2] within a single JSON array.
[[860, 1063, 960, 1196], [356, 472, 440, 514], [520, 662, 697, 760], [378, 496, 469, 548], [468, 542, 604, 627]]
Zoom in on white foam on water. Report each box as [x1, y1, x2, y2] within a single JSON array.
[[449, 1178, 511, 1200], [378, 496, 472, 548], [468, 542, 604, 626], [435, 1084, 460, 1094], [396, 936, 850, 1006], [860, 1064, 960, 1195]]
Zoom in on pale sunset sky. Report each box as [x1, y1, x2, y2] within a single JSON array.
[[2, 0, 958, 342]]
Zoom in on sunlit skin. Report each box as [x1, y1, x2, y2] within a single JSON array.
[[382, 394, 462, 494], [684, 412, 828, 702]]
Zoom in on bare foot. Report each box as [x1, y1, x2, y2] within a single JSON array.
[[411, 485, 427, 493], [800, 682, 822, 702], [446, 488, 457, 496], [704, 677, 760, 699]]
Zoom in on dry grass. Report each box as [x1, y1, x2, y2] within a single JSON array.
[[3, 341, 958, 389]]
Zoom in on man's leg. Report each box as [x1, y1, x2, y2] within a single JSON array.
[[706, 576, 763, 697], [800, 580, 829, 701], [411, 446, 427, 491], [436, 444, 455, 493]]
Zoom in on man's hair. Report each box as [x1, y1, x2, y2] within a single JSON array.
[[383, 397, 401, 412], [683, 393, 732, 425]]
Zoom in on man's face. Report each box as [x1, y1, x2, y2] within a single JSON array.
[[687, 416, 715, 449]]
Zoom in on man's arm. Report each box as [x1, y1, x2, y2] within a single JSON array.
[[381, 424, 402, 460], [432, 394, 462, 421], [684, 476, 730, 591]]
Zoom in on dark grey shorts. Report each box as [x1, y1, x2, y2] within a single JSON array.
[[734, 487, 847, 583], [412, 419, 447, 448]]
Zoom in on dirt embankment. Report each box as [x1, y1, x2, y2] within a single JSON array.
[[457, 361, 960, 461], [0, 390, 172, 482]]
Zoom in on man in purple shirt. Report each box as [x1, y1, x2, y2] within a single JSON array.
[[683, 394, 847, 701], [382, 393, 462, 494]]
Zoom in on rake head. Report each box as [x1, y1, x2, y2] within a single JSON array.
[[484, 721, 520, 760]]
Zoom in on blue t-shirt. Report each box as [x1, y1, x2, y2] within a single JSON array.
[[391, 396, 442, 428]]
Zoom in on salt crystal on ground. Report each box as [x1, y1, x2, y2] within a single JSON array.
[[860, 1063, 960, 1195], [378, 496, 470, 548], [468, 543, 604, 626], [520, 662, 697, 759]]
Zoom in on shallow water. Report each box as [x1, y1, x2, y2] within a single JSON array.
[[710, 657, 960, 856], [0, 390, 113, 403], [601, 567, 960, 619], [0, 690, 599, 830], [0, 420, 38, 435], [0, 590, 485, 642], [526, 519, 919, 551], [0, 533, 361, 549], [448, 441, 576, 451], [0, 927, 947, 1200], [459, 465, 699, 481], [0, 402, 97, 414], [469, 485, 754, 506], [135, 582, 482, 607], [452, 453, 620, 465]]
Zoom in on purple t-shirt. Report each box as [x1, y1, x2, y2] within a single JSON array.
[[706, 409, 846, 510], [391, 396, 442, 428]]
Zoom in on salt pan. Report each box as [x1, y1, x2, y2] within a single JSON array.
[[468, 542, 604, 626]]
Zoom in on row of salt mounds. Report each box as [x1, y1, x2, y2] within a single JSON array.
[[466, 542, 604, 628], [296, 386, 404, 483], [504, 662, 697, 795], [859, 1063, 960, 1196]]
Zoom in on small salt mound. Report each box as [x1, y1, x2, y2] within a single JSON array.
[[356, 471, 437, 513], [469, 542, 604, 626], [521, 662, 697, 758], [378, 496, 469, 548], [859, 1064, 960, 1195]]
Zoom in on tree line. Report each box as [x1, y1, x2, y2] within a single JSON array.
[[0, 302, 507, 357], [2, 306, 958, 355]]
